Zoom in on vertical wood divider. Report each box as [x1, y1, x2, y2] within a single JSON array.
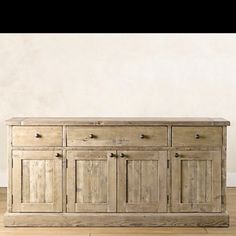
[[62, 125, 67, 212], [167, 125, 172, 212]]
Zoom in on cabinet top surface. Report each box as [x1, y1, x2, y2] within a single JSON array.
[[6, 117, 230, 126]]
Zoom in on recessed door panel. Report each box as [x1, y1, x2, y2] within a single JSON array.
[[67, 151, 116, 212], [171, 151, 221, 212], [117, 151, 167, 212], [12, 151, 62, 212]]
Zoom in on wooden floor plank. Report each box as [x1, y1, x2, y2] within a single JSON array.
[[91, 235, 234, 236], [90, 235, 236, 236]]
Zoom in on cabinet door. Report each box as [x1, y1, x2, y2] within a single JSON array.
[[171, 151, 221, 212], [67, 151, 116, 212], [117, 151, 167, 212], [12, 151, 62, 212]]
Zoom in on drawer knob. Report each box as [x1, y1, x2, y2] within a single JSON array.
[[35, 133, 41, 138], [175, 153, 179, 158], [55, 153, 61, 157], [195, 134, 200, 139], [140, 134, 145, 139], [120, 153, 125, 158], [109, 153, 115, 158], [89, 134, 94, 138]]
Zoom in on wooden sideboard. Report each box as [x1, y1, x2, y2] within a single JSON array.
[[4, 117, 230, 227]]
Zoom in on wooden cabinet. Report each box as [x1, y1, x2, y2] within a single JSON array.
[[4, 117, 230, 227]]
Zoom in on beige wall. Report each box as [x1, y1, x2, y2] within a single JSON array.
[[0, 34, 235, 186]]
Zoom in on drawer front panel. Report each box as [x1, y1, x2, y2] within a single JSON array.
[[172, 127, 222, 146], [67, 126, 168, 146], [12, 126, 63, 146]]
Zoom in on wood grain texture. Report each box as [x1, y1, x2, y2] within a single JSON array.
[[3, 187, 236, 231], [117, 151, 167, 213], [171, 150, 221, 213], [222, 126, 227, 212], [7, 125, 12, 212], [12, 126, 62, 146], [67, 126, 168, 146], [67, 151, 116, 213], [4, 212, 229, 227], [6, 117, 230, 126], [12, 151, 62, 212], [172, 126, 223, 146], [5, 117, 229, 227]]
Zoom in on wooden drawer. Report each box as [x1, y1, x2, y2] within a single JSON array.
[[67, 126, 168, 146], [172, 127, 222, 147], [12, 126, 63, 146]]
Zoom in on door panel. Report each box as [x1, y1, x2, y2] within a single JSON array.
[[12, 151, 62, 212], [117, 151, 167, 212], [67, 151, 116, 212], [171, 150, 221, 212]]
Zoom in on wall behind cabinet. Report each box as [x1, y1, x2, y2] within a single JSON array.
[[0, 34, 235, 186]]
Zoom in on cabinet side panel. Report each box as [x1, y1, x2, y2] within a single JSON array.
[[222, 126, 227, 212], [7, 125, 12, 212]]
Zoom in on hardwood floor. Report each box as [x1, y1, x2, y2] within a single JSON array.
[[0, 187, 236, 235]]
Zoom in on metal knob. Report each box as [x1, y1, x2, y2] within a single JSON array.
[[140, 134, 145, 139], [89, 134, 94, 138], [120, 153, 125, 158], [195, 134, 200, 139], [55, 153, 61, 157], [175, 153, 179, 158], [109, 153, 115, 158], [35, 133, 41, 138]]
